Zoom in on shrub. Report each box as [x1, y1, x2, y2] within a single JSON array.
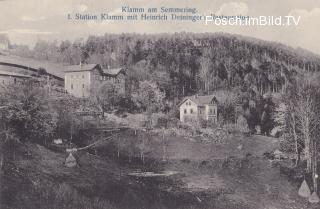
[[236, 115, 249, 133]]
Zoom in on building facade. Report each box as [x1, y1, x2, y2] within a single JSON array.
[[179, 95, 218, 123], [64, 64, 125, 98], [0, 70, 31, 87]]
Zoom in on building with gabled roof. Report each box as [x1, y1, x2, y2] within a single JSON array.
[[178, 95, 218, 123], [103, 68, 125, 76], [64, 63, 125, 98]]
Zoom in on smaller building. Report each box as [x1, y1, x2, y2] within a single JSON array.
[[0, 70, 30, 86], [178, 95, 218, 123]]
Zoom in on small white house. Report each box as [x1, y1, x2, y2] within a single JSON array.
[[178, 95, 218, 123], [53, 138, 63, 145]]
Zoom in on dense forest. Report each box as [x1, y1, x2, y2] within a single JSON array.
[[10, 33, 320, 103]]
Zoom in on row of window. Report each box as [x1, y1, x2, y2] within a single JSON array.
[[184, 108, 194, 114], [70, 84, 85, 89], [97, 76, 121, 83], [210, 109, 216, 115], [98, 75, 109, 81], [1, 78, 18, 85], [183, 108, 216, 114], [69, 74, 122, 83]]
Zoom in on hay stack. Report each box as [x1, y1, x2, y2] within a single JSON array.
[[309, 192, 320, 203], [298, 180, 311, 198], [65, 153, 77, 168]]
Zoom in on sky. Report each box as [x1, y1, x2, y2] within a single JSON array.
[[0, 0, 320, 55]]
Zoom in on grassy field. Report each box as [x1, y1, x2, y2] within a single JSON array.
[[1, 131, 319, 209], [0, 54, 66, 78]]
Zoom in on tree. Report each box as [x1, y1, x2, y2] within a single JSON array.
[[199, 54, 212, 94], [53, 95, 82, 141], [90, 80, 125, 114], [279, 74, 320, 189], [132, 80, 165, 115], [294, 84, 319, 172], [33, 40, 51, 60], [219, 96, 236, 124], [260, 97, 275, 136], [0, 82, 57, 144], [275, 101, 302, 166], [243, 106, 259, 134]]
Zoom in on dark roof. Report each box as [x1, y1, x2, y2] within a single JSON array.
[[178, 95, 217, 106], [0, 70, 31, 78], [103, 68, 125, 76], [65, 64, 100, 72], [65, 64, 125, 77]]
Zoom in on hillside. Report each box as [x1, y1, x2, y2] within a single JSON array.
[[8, 33, 320, 100], [0, 54, 66, 79]]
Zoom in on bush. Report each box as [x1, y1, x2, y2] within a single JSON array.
[[155, 113, 180, 128], [236, 115, 249, 133]]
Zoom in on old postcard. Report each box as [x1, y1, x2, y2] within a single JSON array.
[[0, 1, 320, 209]]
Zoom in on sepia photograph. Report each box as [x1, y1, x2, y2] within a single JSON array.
[[1, 0, 320, 209]]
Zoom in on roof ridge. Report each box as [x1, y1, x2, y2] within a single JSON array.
[[178, 94, 217, 106]]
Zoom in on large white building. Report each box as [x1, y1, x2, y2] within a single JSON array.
[[64, 63, 125, 98]]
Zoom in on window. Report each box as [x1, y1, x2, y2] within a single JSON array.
[[199, 110, 202, 114], [184, 109, 187, 114], [71, 75, 74, 78], [190, 108, 193, 114], [14, 78, 16, 84], [210, 109, 213, 114], [71, 84, 73, 89], [82, 84, 85, 88], [100, 76, 103, 81], [82, 74, 85, 79]]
